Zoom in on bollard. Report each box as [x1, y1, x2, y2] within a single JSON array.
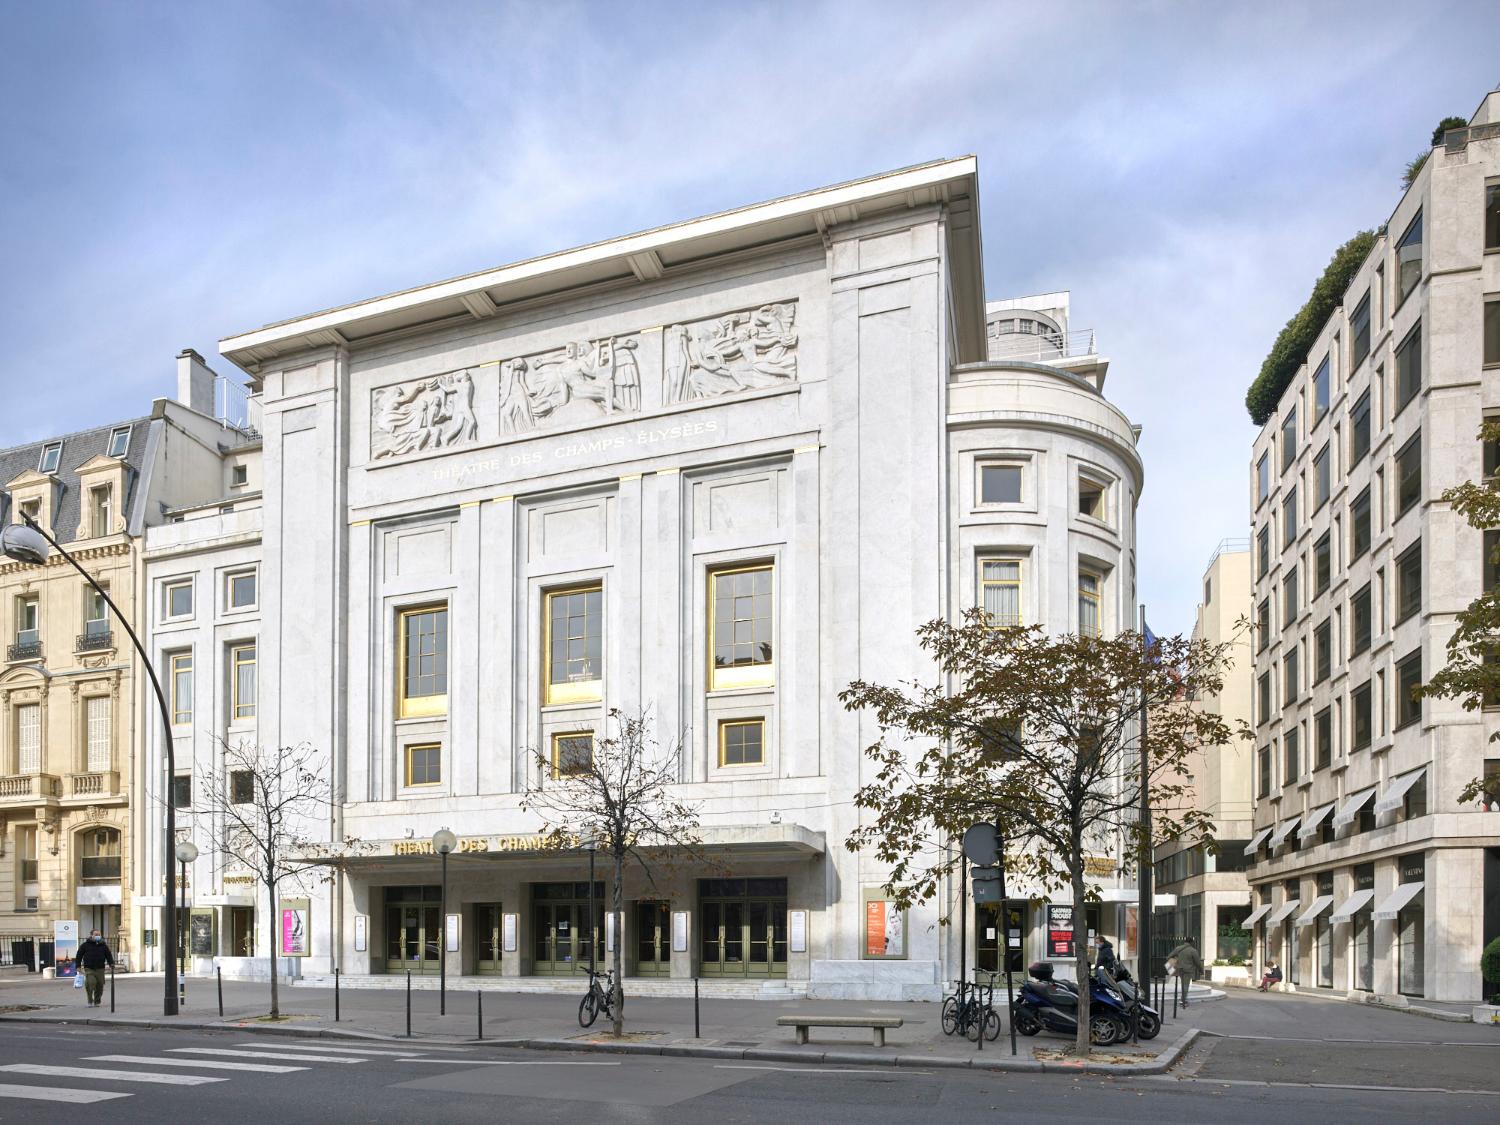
[[335, 967, 340, 1023], [217, 966, 224, 1017], [693, 976, 700, 1039], [1172, 976, 1178, 1019], [109, 964, 115, 1014], [477, 989, 483, 1041], [406, 970, 412, 1038]]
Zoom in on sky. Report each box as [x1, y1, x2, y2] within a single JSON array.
[[2, 0, 1498, 635]]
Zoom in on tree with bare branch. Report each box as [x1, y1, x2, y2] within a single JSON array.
[[201, 740, 369, 1018], [521, 709, 704, 1037], [839, 611, 1242, 1056]]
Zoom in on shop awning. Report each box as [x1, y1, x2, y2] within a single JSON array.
[[1329, 889, 1376, 923], [1295, 895, 1335, 927], [1242, 903, 1273, 927], [1332, 785, 1377, 828], [1266, 899, 1301, 927], [1268, 818, 1300, 850], [1243, 828, 1273, 857], [1298, 803, 1335, 840], [1372, 768, 1427, 816], [1372, 882, 1425, 920]]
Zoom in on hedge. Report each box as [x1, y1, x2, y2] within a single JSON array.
[[1245, 229, 1377, 426]]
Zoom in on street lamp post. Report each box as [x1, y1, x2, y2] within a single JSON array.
[[2, 517, 181, 1016], [432, 829, 457, 1016], [582, 837, 598, 977], [176, 840, 198, 1007]]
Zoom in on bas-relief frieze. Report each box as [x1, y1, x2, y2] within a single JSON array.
[[499, 335, 642, 435], [370, 370, 480, 461], [663, 302, 798, 404]]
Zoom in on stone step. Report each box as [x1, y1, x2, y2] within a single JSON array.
[[293, 974, 806, 1000]]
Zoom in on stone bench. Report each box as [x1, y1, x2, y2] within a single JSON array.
[[776, 1013, 904, 1047]]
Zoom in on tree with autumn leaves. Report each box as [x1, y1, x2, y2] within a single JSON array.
[[840, 610, 1242, 1056]]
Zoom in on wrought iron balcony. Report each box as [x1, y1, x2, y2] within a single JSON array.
[[76, 629, 114, 652], [7, 636, 41, 662]]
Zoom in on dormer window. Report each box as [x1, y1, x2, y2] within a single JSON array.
[[19, 498, 40, 524], [38, 442, 61, 474], [107, 427, 131, 458]]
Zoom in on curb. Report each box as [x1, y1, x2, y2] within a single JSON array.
[[0, 1012, 1205, 1075]]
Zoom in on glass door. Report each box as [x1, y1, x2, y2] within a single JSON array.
[[634, 902, 670, 976], [975, 904, 999, 972], [697, 878, 787, 977], [530, 883, 603, 975], [383, 886, 442, 974], [476, 903, 503, 974]]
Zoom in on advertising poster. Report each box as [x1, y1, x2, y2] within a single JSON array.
[[445, 913, 460, 953], [671, 910, 689, 953], [1046, 904, 1075, 958], [354, 914, 368, 953], [863, 899, 906, 958], [53, 920, 79, 978], [788, 909, 807, 954], [279, 897, 310, 957], [502, 912, 518, 953], [189, 909, 215, 956]]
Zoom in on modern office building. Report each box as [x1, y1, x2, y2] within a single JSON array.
[[1151, 539, 1254, 967], [215, 158, 1146, 998], [1245, 89, 1500, 1002]]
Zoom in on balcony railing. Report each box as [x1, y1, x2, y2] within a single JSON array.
[[985, 327, 1097, 363], [1443, 122, 1500, 152], [76, 630, 114, 652], [80, 855, 121, 882], [0, 774, 61, 801], [69, 771, 118, 798], [7, 634, 41, 662]]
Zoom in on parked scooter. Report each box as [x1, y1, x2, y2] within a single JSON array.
[[1103, 965, 1161, 1040], [1011, 961, 1125, 1045]]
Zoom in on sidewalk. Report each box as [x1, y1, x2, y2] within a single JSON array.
[[0, 971, 1201, 1075]]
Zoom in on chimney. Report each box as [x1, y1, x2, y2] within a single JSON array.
[[176, 348, 216, 416]]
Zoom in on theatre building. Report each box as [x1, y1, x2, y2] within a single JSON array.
[[215, 158, 1144, 997]]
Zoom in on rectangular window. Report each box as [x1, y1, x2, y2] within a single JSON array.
[[1351, 584, 1372, 656], [1488, 530, 1500, 592], [1488, 182, 1500, 251], [16, 594, 39, 646], [89, 486, 112, 538], [1350, 294, 1372, 371], [1257, 598, 1270, 652], [227, 570, 257, 610], [709, 564, 773, 690], [171, 774, 192, 809], [231, 463, 249, 487], [1351, 487, 1371, 560], [1314, 445, 1330, 509], [545, 585, 604, 704], [1078, 474, 1108, 521], [551, 732, 594, 778], [164, 579, 193, 619], [1257, 452, 1270, 504], [1258, 672, 1272, 726], [1077, 570, 1102, 638], [1395, 324, 1422, 413], [169, 652, 193, 725], [85, 695, 111, 772], [1314, 620, 1331, 684], [1352, 681, 1373, 750], [404, 743, 442, 787], [15, 703, 40, 774], [1486, 300, 1500, 367], [1396, 542, 1421, 624], [230, 643, 257, 721], [1315, 707, 1332, 770], [84, 587, 108, 638], [37, 442, 61, 474], [1282, 567, 1299, 627], [230, 770, 254, 805], [107, 426, 131, 458], [1258, 745, 1271, 797], [1257, 526, 1270, 579], [399, 605, 448, 717], [718, 719, 765, 767], [979, 463, 1022, 504], [980, 558, 1023, 627], [1283, 726, 1299, 784], [1281, 408, 1298, 472], [1395, 433, 1421, 518], [1396, 211, 1423, 306], [1350, 390, 1371, 466], [1204, 577, 1212, 606], [1396, 649, 1422, 729], [1283, 648, 1299, 705], [1283, 488, 1298, 547], [1314, 531, 1332, 595], [1313, 356, 1331, 422]]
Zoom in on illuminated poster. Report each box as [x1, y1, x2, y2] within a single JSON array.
[[864, 899, 906, 958], [1046, 904, 1075, 958], [53, 920, 79, 978], [279, 897, 310, 957]]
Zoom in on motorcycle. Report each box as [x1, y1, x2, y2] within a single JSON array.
[[1103, 965, 1161, 1040], [1010, 961, 1126, 1046]]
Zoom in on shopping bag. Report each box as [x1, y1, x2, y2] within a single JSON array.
[[73, 973, 84, 988]]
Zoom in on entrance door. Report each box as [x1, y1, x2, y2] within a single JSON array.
[[530, 883, 603, 975], [385, 904, 441, 974], [634, 902, 670, 975], [698, 878, 787, 977], [228, 907, 255, 957], [476, 903, 503, 974], [975, 901, 1027, 974]]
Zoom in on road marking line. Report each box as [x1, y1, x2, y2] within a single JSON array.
[[168, 1048, 365, 1064], [714, 1064, 919, 1075], [0, 1064, 225, 1086], [0, 1083, 130, 1103], [1169, 1076, 1500, 1097], [403, 1059, 622, 1066], [230, 1042, 424, 1057], [89, 1055, 309, 1074]]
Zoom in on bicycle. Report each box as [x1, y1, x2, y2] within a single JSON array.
[[578, 967, 616, 1028], [941, 975, 1001, 1041]]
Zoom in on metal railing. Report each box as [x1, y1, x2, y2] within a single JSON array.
[[76, 630, 114, 652], [7, 637, 41, 662], [985, 328, 1097, 363], [215, 375, 260, 436], [1207, 537, 1251, 567]]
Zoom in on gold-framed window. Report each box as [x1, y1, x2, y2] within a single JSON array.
[[398, 605, 448, 718], [230, 643, 257, 721], [543, 584, 603, 705], [404, 743, 442, 787], [709, 563, 774, 691], [551, 732, 594, 778], [169, 651, 193, 725], [1078, 570, 1102, 638], [718, 718, 765, 767], [979, 557, 1023, 627]]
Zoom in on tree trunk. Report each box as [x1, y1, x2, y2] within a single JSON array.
[[611, 850, 625, 1037], [267, 877, 280, 1018], [1071, 863, 1090, 1056]]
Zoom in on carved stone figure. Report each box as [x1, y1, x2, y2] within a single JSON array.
[[495, 336, 641, 433], [662, 302, 798, 403], [370, 369, 481, 461]]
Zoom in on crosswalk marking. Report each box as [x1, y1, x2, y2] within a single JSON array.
[[89, 1054, 309, 1074], [169, 1047, 366, 1064], [231, 1042, 422, 1057], [0, 1064, 225, 1086], [0, 1082, 130, 1103]]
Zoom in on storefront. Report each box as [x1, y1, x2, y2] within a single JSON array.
[[1330, 863, 1377, 992], [1377, 854, 1425, 998]]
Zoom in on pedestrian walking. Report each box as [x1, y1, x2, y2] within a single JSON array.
[[1166, 940, 1202, 1007], [76, 928, 114, 1007]]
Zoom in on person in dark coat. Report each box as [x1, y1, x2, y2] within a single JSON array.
[[1167, 940, 1203, 1007], [76, 929, 115, 1007], [1096, 936, 1118, 973]]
